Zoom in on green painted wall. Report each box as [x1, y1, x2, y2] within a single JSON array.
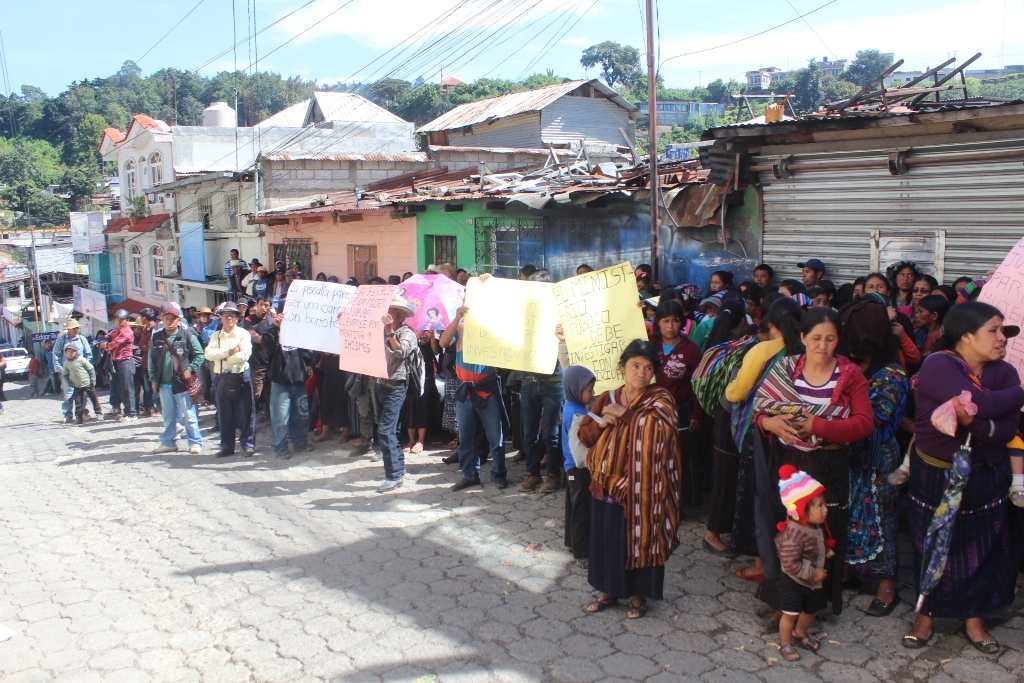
[[414, 200, 530, 273]]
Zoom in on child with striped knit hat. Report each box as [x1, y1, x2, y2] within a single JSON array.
[[774, 465, 835, 661]]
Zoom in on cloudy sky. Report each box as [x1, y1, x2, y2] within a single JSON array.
[[8, 0, 1023, 96]]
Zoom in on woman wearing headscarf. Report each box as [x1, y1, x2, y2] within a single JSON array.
[[580, 340, 682, 619], [902, 302, 1024, 653], [753, 307, 874, 615], [837, 295, 909, 617]]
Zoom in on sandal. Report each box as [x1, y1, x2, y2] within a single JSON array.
[[411, 442, 424, 454], [779, 643, 801, 662], [793, 633, 820, 652], [585, 596, 618, 613], [733, 566, 764, 582], [901, 632, 932, 649], [626, 598, 647, 619], [446, 438, 459, 449]]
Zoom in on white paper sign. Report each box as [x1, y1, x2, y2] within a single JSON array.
[[280, 280, 358, 354]]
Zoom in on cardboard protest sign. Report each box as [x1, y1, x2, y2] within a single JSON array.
[[462, 276, 560, 373], [280, 280, 358, 354], [336, 284, 396, 379], [979, 236, 1024, 395], [551, 262, 648, 393]]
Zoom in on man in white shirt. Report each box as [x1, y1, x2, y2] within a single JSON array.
[[204, 301, 255, 457]]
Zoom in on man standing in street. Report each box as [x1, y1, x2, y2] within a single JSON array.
[[100, 309, 138, 422], [205, 302, 256, 457], [371, 294, 418, 493], [53, 319, 94, 423], [439, 304, 509, 491], [246, 297, 273, 418], [263, 302, 315, 459], [149, 302, 205, 455]]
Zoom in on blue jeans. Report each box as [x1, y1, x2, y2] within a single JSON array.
[[374, 381, 408, 481], [218, 371, 256, 452], [270, 382, 309, 453], [158, 385, 202, 448], [60, 374, 76, 418], [456, 393, 506, 481], [520, 379, 565, 478]]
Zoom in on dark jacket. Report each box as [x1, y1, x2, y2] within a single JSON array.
[[263, 325, 313, 385], [149, 326, 206, 394]]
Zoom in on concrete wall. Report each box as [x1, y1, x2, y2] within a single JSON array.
[[428, 147, 549, 172], [264, 210, 418, 282], [261, 159, 429, 208]]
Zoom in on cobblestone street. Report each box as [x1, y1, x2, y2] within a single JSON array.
[[1, 380, 1023, 682]]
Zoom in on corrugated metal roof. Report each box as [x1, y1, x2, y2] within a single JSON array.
[[428, 144, 549, 154], [417, 80, 638, 133], [253, 191, 386, 220], [308, 92, 409, 124], [259, 151, 429, 162]]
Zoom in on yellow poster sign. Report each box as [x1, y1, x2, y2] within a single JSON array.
[[551, 262, 648, 393], [462, 276, 560, 373]]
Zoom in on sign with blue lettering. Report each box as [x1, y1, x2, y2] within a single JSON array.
[[31, 332, 60, 342]]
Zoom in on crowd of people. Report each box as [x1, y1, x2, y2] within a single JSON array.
[[10, 251, 1024, 661]]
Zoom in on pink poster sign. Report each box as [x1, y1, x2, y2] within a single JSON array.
[[979, 236, 1024, 388], [337, 285, 396, 379]]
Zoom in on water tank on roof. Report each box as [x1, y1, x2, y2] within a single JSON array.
[[203, 102, 236, 127]]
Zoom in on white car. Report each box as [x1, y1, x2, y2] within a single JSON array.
[[1, 347, 32, 379]]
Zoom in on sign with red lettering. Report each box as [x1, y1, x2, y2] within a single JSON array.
[[336, 285, 396, 379]]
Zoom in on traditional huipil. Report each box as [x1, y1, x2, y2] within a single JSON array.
[[580, 385, 682, 600]]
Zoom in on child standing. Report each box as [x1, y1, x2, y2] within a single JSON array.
[[61, 346, 100, 424], [774, 465, 834, 662], [561, 365, 595, 568]]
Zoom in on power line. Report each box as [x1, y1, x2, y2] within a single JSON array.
[[191, 0, 319, 74], [136, 0, 209, 64], [659, 0, 839, 68], [782, 0, 839, 61]]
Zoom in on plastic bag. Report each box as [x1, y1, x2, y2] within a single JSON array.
[[930, 390, 978, 437]]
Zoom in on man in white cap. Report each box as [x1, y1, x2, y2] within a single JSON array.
[[53, 318, 93, 423], [149, 302, 205, 455]]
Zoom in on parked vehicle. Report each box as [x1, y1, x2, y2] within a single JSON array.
[[1, 347, 31, 379]]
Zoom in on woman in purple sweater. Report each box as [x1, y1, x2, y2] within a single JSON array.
[[903, 302, 1024, 654]]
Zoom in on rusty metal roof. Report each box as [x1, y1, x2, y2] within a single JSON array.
[[260, 151, 429, 162], [417, 79, 637, 133], [428, 145, 549, 155]]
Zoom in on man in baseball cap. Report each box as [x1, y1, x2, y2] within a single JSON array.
[[798, 258, 825, 287], [99, 307, 138, 421], [150, 300, 205, 455]]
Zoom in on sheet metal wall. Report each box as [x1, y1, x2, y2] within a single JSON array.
[[756, 137, 1024, 283]]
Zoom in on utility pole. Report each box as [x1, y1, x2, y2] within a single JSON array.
[[645, 0, 660, 285]]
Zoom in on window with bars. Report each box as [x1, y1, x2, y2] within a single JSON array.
[[474, 217, 544, 274], [424, 235, 457, 268], [348, 245, 378, 282], [198, 197, 213, 230], [271, 239, 312, 276], [224, 194, 238, 231], [150, 245, 166, 297]]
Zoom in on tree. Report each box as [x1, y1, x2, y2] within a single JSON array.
[[369, 78, 411, 108], [580, 42, 641, 89], [821, 75, 859, 104], [793, 59, 824, 113], [61, 164, 101, 211], [522, 70, 569, 90], [394, 84, 448, 126], [841, 49, 893, 87], [706, 78, 742, 103]]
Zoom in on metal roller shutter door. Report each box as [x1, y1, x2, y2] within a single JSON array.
[[756, 137, 1024, 284]]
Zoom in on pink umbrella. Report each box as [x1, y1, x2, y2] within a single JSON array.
[[398, 274, 465, 332]]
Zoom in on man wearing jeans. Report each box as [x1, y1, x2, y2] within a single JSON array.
[[516, 370, 565, 493], [439, 305, 509, 491], [369, 294, 417, 493], [100, 309, 138, 422], [262, 305, 315, 459], [148, 302, 205, 455]]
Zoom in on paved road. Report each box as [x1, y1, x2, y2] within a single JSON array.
[[1, 379, 1023, 682]]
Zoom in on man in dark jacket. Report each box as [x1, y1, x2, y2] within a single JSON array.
[[263, 304, 315, 459], [149, 302, 205, 454]]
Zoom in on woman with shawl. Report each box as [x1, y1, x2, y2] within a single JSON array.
[[580, 340, 682, 619], [837, 296, 909, 617], [902, 302, 1024, 653], [753, 307, 874, 615], [725, 298, 805, 583]]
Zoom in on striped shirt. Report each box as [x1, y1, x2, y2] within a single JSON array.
[[793, 364, 840, 407]]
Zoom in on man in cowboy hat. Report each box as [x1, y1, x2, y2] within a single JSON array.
[[54, 317, 94, 423], [205, 301, 256, 457]]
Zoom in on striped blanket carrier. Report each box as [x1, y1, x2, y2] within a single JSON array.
[[691, 335, 758, 414], [751, 356, 850, 452]]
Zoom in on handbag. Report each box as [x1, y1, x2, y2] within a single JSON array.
[[167, 336, 203, 405], [218, 372, 244, 402]]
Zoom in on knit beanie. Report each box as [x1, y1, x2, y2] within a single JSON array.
[[778, 464, 825, 524]]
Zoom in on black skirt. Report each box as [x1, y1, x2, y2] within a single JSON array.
[[402, 343, 438, 430], [319, 356, 349, 429], [707, 406, 740, 535], [588, 495, 666, 601]]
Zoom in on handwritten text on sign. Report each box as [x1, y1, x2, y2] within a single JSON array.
[[336, 285, 396, 379], [979, 236, 1024, 401], [463, 277, 560, 373], [280, 281, 358, 354], [551, 262, 648, 393]]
